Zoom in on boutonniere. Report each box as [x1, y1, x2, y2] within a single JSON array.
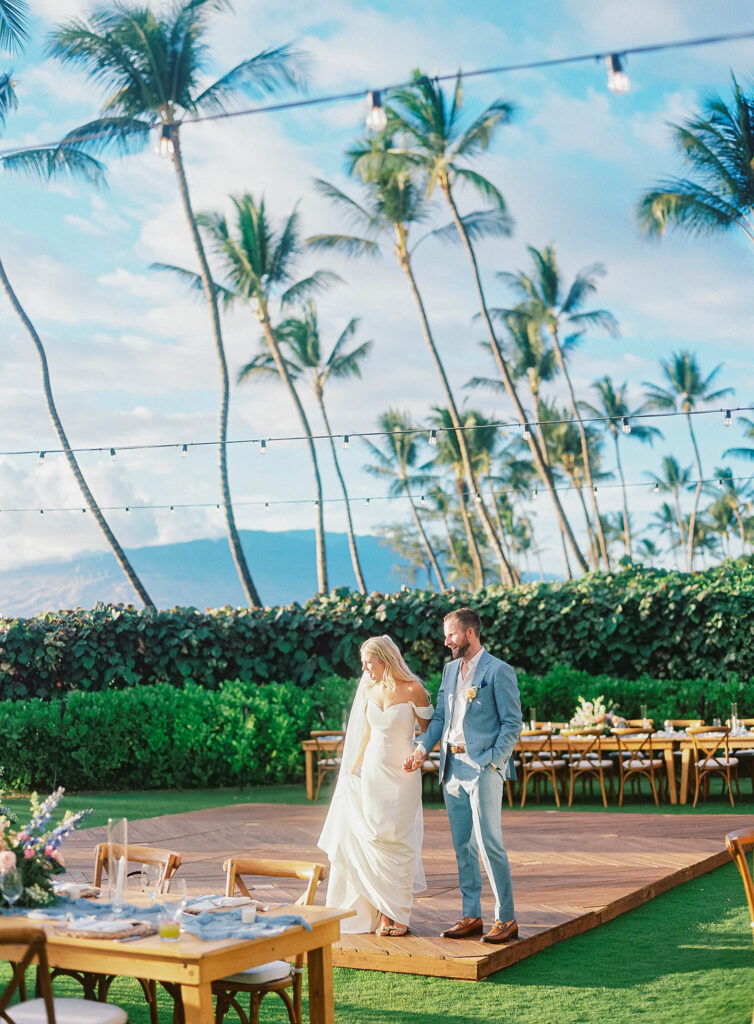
[[465, 686, 478, 703]]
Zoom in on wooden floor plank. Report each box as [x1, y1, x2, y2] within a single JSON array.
[[61, 803, 744, 982]]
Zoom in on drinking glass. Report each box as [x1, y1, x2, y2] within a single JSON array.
[[140, 863, 162, 902], [663, 720, 672, 734], [713, 717, 722, 728], [529, 707, 537, 730], [158, 879, 187, 941], [0, 869, 23, 908]]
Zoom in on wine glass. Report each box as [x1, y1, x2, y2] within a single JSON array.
[[1, 868, 23, 908], [165, 877, 187, 910], [140, 863, 162, 903]]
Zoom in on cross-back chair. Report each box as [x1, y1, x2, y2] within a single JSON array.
[[728, 719, 754, 793], [562, 728, 613, 807], [212, 858, 329, 1024], [687, 726, 739, 808], [518, 729, 565, 808], [664, 719, 704, 729], [611, 728, 665, 806], [725, 828, 754, 936], [51, 844, 181, 1024], [310, 731, 345, 802], [0, 922, 127, 1024]]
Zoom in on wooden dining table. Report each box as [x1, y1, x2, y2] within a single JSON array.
[[517, 732, 754, 804], [6, 905, 352, 1024], [301, 736, 343, 801]]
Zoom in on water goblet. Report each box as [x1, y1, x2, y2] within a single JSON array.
[[140, 863, 162, 903], [0, 869, 23, 909], [158, 878, 187, 941], [713, 717, 722, 728]]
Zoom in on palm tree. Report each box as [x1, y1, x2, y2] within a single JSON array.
[[644, 351, 733, 570], [637, 76, 754, 248], [0, 48, 154, 606], [705, 495, 735, 559], [0, 0, 27, 52], [309, 145, 514, 585], [645, 456, 693, 550], [196, 196, 336, 595], [423, 485, 469, 584], [500, 245, 619, 570], [650, 502, 682, 567], [363, 410, 446, 589], [243, 301, 372, 594], [709, 467, 753, 554], [49, 2, 308, 608], [635, 537, 660, 567], [382, 74, 588, 573], [581, 377, 662, 558], [723, 414, 754, 463]]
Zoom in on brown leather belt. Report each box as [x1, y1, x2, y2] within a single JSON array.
[[449, 745, 466, 754]]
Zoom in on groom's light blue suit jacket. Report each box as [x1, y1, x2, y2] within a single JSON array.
[[417, 650, 522, 782]]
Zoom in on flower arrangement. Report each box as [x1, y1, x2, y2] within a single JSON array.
[[568, 695, 626, 730], [0, 787, 91, 908]]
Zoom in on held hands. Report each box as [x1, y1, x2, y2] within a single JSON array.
[[402, 750, 425, 773]]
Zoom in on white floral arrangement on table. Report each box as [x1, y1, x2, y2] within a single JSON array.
[[0, 787, 91, 908], [568, 695, 626, 730]]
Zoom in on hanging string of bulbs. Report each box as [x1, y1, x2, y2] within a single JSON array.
[[7, 403, 751, 464], [2, 27, 754, 161]]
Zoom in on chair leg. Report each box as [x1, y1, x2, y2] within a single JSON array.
[[549, 768, 560, 808], [598, 769, 608, 808], [505, 780, 513, 808], [520, 770, 528, 808]]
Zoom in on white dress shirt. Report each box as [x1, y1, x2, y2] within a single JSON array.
[[446, 647, 485, 763]]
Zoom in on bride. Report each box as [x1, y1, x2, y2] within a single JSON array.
[[318, 635, 433, 936]]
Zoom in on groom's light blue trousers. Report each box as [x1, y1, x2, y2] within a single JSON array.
[[443, 753, 515, 921]]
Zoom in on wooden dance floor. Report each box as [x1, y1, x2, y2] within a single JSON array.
[[63, 802, 742, 981]]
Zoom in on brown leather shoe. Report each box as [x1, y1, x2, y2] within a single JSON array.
[[441, 916, 484, 939], [481, 918, 519, 944]]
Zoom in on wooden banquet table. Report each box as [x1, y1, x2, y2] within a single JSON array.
[[516, 732, 754, 804], [5, 905, 352, 1024], [301, 737, 342, 801]]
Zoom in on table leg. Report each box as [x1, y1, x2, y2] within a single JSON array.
[[680, 747, 691, 804], [307, 943, 334, 1024], [305, 749, 315, 801], [180, 982, 212, 1024], [663, 747, 677, 804]]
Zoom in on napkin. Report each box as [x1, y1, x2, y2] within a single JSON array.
[[181, 910, 311, 942], [187, 896, 251, 912], [62, 917, 131, 934]]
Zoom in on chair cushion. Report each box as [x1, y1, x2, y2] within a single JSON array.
[[10, 999, 127, 1023], [317, 758, 341, 767], [572, 758, 613, 769], [527, 759, 566, 769], [697, 757, 739, 768], [625, 758, 663, 768], [219, 959, 293, 986]]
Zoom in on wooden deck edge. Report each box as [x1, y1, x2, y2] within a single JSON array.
[[334, 846, 733, 982]]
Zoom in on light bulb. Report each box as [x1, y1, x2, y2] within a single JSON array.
[[605, 54, 630, 94], [125, 506, 130, 513], [156, 123, 176, 157], [531, 489, 538, 500], [428, 429, 437, 446], [717, 478, 724, 490], [522, 424, 532, 441], [365, 90, 388, 132], [653, 483, 659, 494], [723, 409, 732, 427], [343, 435, 350, 450], [38, 451, 45, 465], [260, 439, 267, 453], [621, 417, 631, 434], [110, 447, 117, 462], [264, 502, 270, 510], [365, 497, 370, 506], [170, 505, 175, 513], [180, 444, 188, 458]]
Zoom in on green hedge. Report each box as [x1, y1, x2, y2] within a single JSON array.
[[1, 668, 747, 792], [1, 562, 753, 700]]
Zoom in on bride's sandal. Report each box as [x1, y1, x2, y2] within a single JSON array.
[[376, 916, 393, 936], [388, 924, 409, 937]]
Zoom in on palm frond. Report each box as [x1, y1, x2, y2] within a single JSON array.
[[465, 375, 506, 393], [326, 338, 373, 381], [0, 71, 18, 127], [312, 178, 378, 234], [0, 0, 29, 55], [722, 445, 754, 461], [193, 43, 309, 114], [452, 165, 507, 209], [425, 207, 513, 246], [280, 270, 342, 307], [636, 180, 746, 238], [238, 352, 289, 384], [150, 260, 235, 309], [0, 143, 105, 186], [454, 98, 514, 159], [306, 232, 381, 259], [58, 116, 153, 156]]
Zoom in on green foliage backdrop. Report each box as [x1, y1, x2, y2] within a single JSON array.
[[1, 564, 752, 700]]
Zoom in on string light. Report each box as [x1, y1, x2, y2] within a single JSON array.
[[365, 90, 388, 131], [428, 429, 438, 446], [180, 444, 189, 458], [343, 435, 350, 450], [605, 53, 630, 93], [260, 439, 267, 454], [156, 122, 178, 157], [522, 423, 532, 441], [717, 478, 724, 490], [125, 506, 130, 512], [37, 451, 45, 465], [109, 447, 117, 462], [621, 416, 631, 434], [653, 482, 660, 493], [531, 489, 538, 500], [723, 409, 732, 426]]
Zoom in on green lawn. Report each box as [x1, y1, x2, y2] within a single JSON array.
[[2, 862, 751, 1023]]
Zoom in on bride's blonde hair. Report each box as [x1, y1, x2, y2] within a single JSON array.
[[360, 635, 423, 693]]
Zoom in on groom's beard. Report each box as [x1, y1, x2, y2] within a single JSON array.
[[447, 639, 470, 659]]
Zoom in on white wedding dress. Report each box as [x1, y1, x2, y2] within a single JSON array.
[[318, 684, 433, 932]]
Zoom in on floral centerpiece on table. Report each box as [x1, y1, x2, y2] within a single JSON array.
[[0, 787, 91, 908], [568, 695, 625, 730]]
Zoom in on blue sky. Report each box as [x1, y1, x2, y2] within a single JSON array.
[[1, 0, 753, 589]]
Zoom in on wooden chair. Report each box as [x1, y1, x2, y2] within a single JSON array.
[[212, 857, 329, 1024], [728, 718, 754, 793], [1, 922, 127, 1023], [310, 731, 345, 801], [518, 730, 565, 808], [562, 728, 613, 807], [725, 827, 754, 935], [687, 726, 740, 808], [51, 843, 181, 1023], [625, 718, 655, 729], [611, 728, 665, 806], [663, 719, 704, 729]]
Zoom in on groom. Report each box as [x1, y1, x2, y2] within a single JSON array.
[[404, 607, 522, 943]]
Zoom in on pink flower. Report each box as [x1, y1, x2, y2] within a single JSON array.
[[24, 848, 35, 860], [0, 850, 16, 873]]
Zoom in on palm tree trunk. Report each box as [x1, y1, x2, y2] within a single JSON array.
[[441, 182, 588, 573], [256, 312, 328, 594], [441, 512, 465, 580], [395, 232, 513, 587], [454, 477, 485, 588], [170, 135, 261, 607], [316, 391, 366, 593], [685, 411, 705, 571], [672, 489, 687, 549], [548, 324, 610, 570], [575, 481, 599, 567], [486, 480, 520, 584], [530, 376, 571, 579], [0, 254, 154, 608], [612, 432, 632, 558], [733, 503, 746, 554], [405, 481, 446, 589]]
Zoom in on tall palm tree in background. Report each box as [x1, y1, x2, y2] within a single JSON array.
[[242, 301, 372, 594], [49, 1, 308, 608], [383, 74, 588, 574], [710, 467, 752, 554], [363, 410, 446, 590], [195, 196, 336, 595], [309, 147, 514, 585], [635, 537, 660, 568], [637, 76, 754, 249], [581, 376, 662, 558], [0, 18, 154, 607], [650, 503, 682, 567], [643, 351, 733, 569], [646, 456, 693, 551], [501, 245, 619, 570]]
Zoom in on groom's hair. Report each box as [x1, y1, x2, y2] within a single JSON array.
[[445, 607, 481, 637]]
